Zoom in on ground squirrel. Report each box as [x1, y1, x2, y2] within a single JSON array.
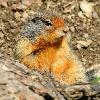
[[15, 10, 88, 85]]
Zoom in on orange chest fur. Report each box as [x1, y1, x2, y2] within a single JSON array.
[[34, 42, 61, 71]]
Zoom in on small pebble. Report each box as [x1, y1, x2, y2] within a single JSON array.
[[17, 3, 27, 11], [70, 26, 75, 32], [22, 11, 29, 19], [92, 11, 98, 19], [78, 11, 84, 18], [0, 32, 4, 38], [9, 20, 17, 28], [11, 3, 27, 11], [22, 0, 33, 7], [83, 33, 89, 39], [0, 39, 5, 44], [14, 12, 21, 21], [31, 74, 39, 80], [76, 40, 92, 49], [0, 0, 8, 7]]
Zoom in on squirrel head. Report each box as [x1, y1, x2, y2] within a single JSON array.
[[21, 10, 65, 43]]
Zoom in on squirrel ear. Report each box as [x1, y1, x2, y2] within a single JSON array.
[[51, 17, 64, 28]]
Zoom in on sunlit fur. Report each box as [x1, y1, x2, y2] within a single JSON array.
[[15, 11, 87, 85]]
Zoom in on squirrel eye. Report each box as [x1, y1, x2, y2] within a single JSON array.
[[44, 20, 52, 26]]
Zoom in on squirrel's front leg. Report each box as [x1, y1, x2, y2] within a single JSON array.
[[15, 37, 39, 69], [15, 38, 34, 60], [15, 37, 42, 60]]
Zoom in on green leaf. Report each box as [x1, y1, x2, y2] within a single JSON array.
[[91, 77, 100, 84]]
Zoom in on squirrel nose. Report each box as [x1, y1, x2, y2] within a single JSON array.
[[55, 30, 66, 38]]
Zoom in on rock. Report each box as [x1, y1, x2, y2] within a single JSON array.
[[0, 39, 4, 44], [11, 3, 27, 11], [7, 80, 20, 93], [14, 12, 21, 21], [79, 0, 94, 18], [93, 84, 100, 92], [70, 26, 75, 32], [76, 40, 92, 49], [0, 0, 8, 7], [28, 10, 35, 15], [78, 11, 85, 18], [0, 32, 5, 44], [22, 11, 28, 19], [83, 33, 89, 39], [30, 74, 39, 81], [17, 3, 27, 11], [92, 11, 99, 19], [62, 1, 77, 13], [21, 11, 29, 22], [11, 4, 17, 10], [0, 32, 4, 38], [22, 0, 33, 7], [9, 20, 17, 29]]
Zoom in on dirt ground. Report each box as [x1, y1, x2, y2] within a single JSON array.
[[0, 0, 100, 100]]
